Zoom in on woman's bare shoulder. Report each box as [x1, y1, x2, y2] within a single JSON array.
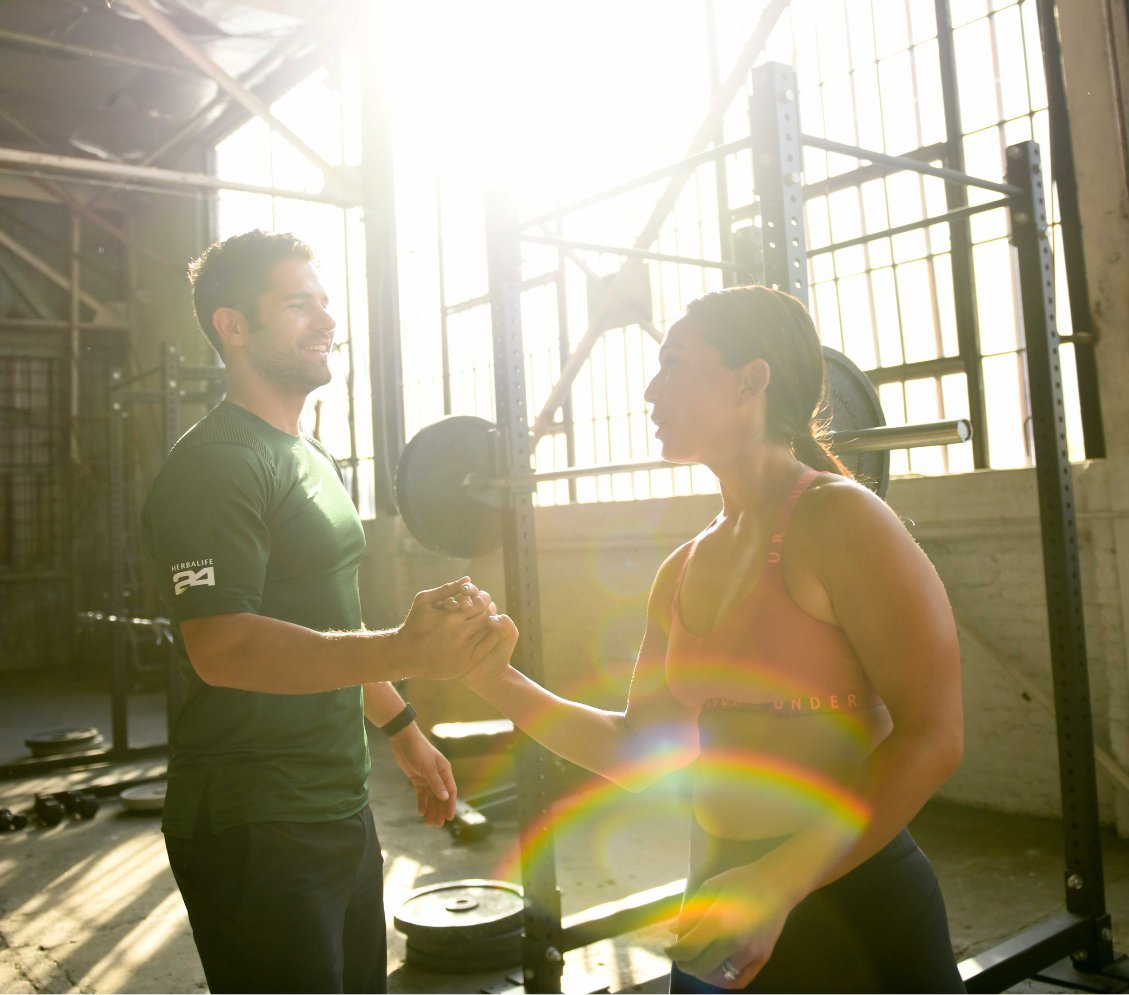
[[792, 473, 911, 552]]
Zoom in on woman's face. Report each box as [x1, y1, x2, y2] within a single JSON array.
[[644, 316, 745, 464]]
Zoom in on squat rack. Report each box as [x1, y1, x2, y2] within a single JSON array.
[[0, 345, 223, 780], [479, 61, 1121, 992]]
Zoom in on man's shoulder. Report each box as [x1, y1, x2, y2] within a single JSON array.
[[168, 404, 276, 468], [146, 407, 279, 512]]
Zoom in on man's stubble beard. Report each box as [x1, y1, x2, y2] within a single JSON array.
[[246, 321, 332, 395]]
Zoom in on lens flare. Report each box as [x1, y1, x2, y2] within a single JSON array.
[[490, 744, 869, 887]]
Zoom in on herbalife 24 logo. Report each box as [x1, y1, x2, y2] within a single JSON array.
[[172, 558, 215, 596]]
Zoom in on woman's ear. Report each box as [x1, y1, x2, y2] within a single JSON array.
[[739, 358, 771, 398]]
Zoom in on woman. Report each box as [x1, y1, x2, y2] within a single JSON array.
[[464, 285, 965, 992]]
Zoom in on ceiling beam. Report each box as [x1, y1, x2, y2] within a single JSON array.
[[0, 228, 112, 322], [147, 40, 329, 167], [0, 27, 199, 78], [0, 145, 359, 207], [114, 0, 349, 190]]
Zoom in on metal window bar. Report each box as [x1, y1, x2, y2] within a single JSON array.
[[422, 0, 1086, 517]]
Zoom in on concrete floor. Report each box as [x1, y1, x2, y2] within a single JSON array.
[[2, 671, 1129, 994]]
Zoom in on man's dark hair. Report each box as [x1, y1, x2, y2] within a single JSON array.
[[187, 230, 316, 356]]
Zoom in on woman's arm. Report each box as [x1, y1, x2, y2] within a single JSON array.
[[799, 479, 964, 880], [462, 547, 699, 790]]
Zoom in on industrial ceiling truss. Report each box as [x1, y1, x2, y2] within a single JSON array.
[[0, 0, 355, 330]]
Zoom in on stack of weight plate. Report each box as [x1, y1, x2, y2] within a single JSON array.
[[393, 878, 523, 974]]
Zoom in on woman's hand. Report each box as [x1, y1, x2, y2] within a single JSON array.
[[459, 613, 519, 691], [664, 862, 794, 989]]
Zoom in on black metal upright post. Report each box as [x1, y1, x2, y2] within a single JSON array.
[[935, 0, 991, 469], [107, 373, 130, 757], [749, 62, 808, 304], [1007, 140, 1113, 970], [161, 345, 186, 734], [484, 187, 564, 994], [1034, 0, 1106, 459], [360, 0, 406, 515]]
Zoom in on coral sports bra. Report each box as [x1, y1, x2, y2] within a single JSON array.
[[665, 468, 883, 716]]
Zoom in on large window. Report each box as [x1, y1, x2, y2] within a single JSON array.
[[213, 0, 1085, 518], [393, 0, 1084, 507], [765, 0, 1082, 474], [214, 56, 376, 517]]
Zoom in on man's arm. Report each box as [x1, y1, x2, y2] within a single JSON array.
[[180, 578, 507, 693]]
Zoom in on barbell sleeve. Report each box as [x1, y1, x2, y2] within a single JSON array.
[[467, 418, 972, 494]]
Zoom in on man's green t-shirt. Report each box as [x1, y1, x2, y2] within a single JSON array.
[[142, 401, 370, 838]]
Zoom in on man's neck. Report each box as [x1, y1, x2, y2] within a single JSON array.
[[224, 381, 307, 436]]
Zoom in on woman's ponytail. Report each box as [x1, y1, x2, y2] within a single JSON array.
[[791, 423, 850, 477]]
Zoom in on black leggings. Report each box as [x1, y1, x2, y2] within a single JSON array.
[[669, 825, 965, 993]]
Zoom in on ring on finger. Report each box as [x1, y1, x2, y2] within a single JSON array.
[[720, 959, 740, 983]]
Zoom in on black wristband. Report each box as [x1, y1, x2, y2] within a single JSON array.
[[379, 703, 417, 737]]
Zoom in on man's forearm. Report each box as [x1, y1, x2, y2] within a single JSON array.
[[181, 579, 504, 695], [182, 613, 411, 694]]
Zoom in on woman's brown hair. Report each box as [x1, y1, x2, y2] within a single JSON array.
[[684, 285, 850, 476]]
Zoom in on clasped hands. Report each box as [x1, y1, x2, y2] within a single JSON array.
[[400, 576, 518, 682]]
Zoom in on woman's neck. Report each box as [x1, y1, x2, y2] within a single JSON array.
[[714, 443, 807, 520]]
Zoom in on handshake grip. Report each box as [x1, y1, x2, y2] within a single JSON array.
[[398, 578, 515, 683]]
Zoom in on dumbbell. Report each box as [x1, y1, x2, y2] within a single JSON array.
[[0, 808, 28, 832], [58, 790, 100, 820], [32, 791, 99, 826], [34, 794, 64, 826], [447, 799, 491, 842]]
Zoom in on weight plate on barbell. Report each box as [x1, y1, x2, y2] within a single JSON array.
[[395, 416, 502, 559], [822, 347, 889, 499]]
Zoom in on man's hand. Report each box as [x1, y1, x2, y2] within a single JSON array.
[[389, 723, 458, 826], [397, 577, 510, 680]]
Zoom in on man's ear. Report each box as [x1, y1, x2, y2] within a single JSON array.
[[739, 358, 771, 397], [211, 307, 248, 351]]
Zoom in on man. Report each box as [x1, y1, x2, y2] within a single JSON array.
[[142, 229, 512, 993]]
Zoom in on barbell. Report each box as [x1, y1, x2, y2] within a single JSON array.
[[395, 347, 972, 558]]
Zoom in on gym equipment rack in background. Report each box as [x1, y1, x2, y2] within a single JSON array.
[[0, 345, 223, 780]]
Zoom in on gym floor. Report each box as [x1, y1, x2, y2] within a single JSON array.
[[2, 671, 1129, 994]]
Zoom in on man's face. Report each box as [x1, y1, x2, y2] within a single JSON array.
[[244, 258, 336, 394]]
